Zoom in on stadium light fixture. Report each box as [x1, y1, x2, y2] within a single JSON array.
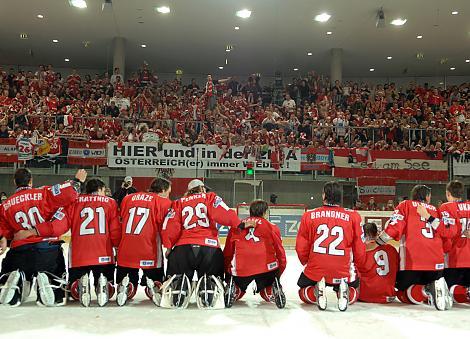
[[314, 13, 331, 22], [218, 66, 224, 70], [37, 14, 44, 19], [416, 35, 423, 39], [307, 52, 313, 56], [451, 11, 459, 15], [65, 58, 70, 62], [387, 56, 392, 60], [390, 18, 407, 26], [52, 39, 59, 43], [369, 68, 375, 72], [326, 31, 332, 35], [234, 26, 240, 30], [69, 0, 87, 9], [141, 44, 147, 48], [465, 59, 470, 63], [236, 9, 251, 19], [450, 67, 455, 71], [156, 6, 170, 14], [293, 68, 299, 71]]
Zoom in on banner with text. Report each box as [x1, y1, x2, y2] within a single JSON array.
[[452, 154, 470, 177], [67, 140, 107, 166], [357, 177, 396, 203], [107, 143, 301, 171], [301, 147, 333, 171], [333, 149, 448, 181]]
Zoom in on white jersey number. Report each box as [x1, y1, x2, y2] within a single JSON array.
[[461, 218, 469, 238], [420, 217, 434, 239], [14, 207, 45, 230], [125, 207, 150, 235], [182, 203, 210, 229], [79, 207, 106, 235], [313, 224, 345, 256], [374, 250, 390, 276]]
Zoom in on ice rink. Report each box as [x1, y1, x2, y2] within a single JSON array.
[[0, 249, 469, 339]]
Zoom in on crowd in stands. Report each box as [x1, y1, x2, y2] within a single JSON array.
[[0, 63, 469, 156]]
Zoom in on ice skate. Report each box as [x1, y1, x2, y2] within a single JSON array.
[[78, 273, 91, 307], [315, 277, 327, 311], [337, 279, 349, 312]]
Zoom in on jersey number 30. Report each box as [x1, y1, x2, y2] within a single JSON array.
[[313, 224, 345, 256]]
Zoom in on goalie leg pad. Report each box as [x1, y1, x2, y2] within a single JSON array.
[[36, 271, 67, 307], [195, 275, 225, 310], [0, 270, 26, 306], [159, 274, 192, 309]]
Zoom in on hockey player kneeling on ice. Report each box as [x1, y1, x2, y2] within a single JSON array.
[[377, 185, 452, 310], [358, 223, 398, 303], [417, 181, 470, 305], [160, 179, 252, 309], [296, 181, 366, 311], [115, 178, 172, 306], [223, 200, 287, 308], [29, 179, 121, 307], [0, 168, 87, 307]]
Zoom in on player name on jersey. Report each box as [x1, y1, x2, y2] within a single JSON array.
[[457, 203, 470, 211], [410, 201, 437, 211], [2, 192, 43, 210], [78, 195, 111, 203], [309, 209, 350, 221], [131, 193, 154, 202]]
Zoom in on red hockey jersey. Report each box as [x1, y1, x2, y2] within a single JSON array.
[[359, 244, 398, 303], [384, 200, 445, 271], [162, 192, 240, 249], [296, 206, 366, 284], [439, 201, 470, 268], [36, 195, 121, 268], [0, 182, 79, 248], [117, 192, 172, 269], [223, 217, 287, 277]]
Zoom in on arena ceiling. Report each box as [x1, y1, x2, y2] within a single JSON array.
[[0, 0, 469, 77]]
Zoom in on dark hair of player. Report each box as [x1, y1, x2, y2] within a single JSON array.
[[323, 181, 341, 205], [186, 186, 204, 196], [446, 180, 464, 199], [85, 178, 106, 194], [149, 177, 171, 194], [363, 222, 378, 239], [410, 185, 432, 202], [249, 199, 269, 217], [14, 168, 32, 187]]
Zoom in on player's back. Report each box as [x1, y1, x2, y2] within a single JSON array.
[[68, 194, 120, 268], [168, 192, 240, 248], [387, 200, 444, 270], [296, 205, 365, 284], [439, 201, 470, 268], [0, 184, 77, 247], [359, 244, 398, 303], [224, 216, 286, 277], [117, 192, 171, 269]]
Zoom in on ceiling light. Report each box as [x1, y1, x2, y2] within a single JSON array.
[[307, 52, 313, 56], [314, 13, 331, 22], [19, 33, 28, 39], [466, 59, 470, 63], [236, 9, 251, 19], [234, 26, 240, 30], [37, 14, 44, 19], [416, 35, 423, 39], [439, 82, 444, 85], [69, 0, 87, 9], [141, 44, 147, 48], [450, 67, 455, 71], [390, 18, 407, 26], [293, 68, 299, 71], [451, 11, 459, 15], [225, 59, 228, 65], [387, 56, 392, 60], [369, 68, 375, 72], [52, 39, 59, 43], [218, 66, 224, 70], [326, 31, 332, 35], [156, 6, 170, 14], [64, 58, 70, 62]]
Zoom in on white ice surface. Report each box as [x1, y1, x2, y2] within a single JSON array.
[[0, 249, 469, 339]]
